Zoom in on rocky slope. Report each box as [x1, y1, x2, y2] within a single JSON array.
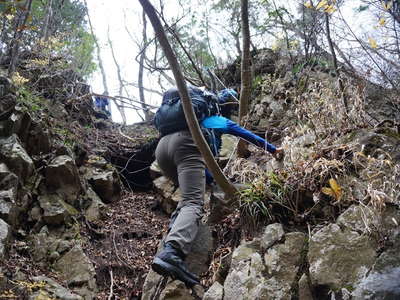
[[0, 50, 399, 300], [142, 55, 400, 299], [0, 56, 167, 299]]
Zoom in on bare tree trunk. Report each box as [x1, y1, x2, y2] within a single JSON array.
[[107, 28, 128, 124], [8, 0, 34, 76], [0, 16, 8, 63], [138, 10, 152, 121], [42, 0, 53, 41], [237, 0, 252, 157], [325, 13, 348, 113], [139, 0, 237, 200], [84, 0, 109, 95]]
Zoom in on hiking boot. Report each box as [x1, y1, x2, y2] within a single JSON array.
[[152, 243, 200, 287]]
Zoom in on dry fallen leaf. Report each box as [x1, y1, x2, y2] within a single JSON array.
[[322, 178, 342, 201]]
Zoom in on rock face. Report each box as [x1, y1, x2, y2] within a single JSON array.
[[153, 176, 178, 214], [6, 107, 32, 143], [0, 219, 11, 258], [0, 163, 19, 225], [45, 155, 82, 205], [83, 187, 105, 222], [308, 223, 376, 290], [38, 193, 77, 225], [203, 281, 224, 300], [30, 276, 83, 300], [223, 224, 306, 300], [26, 123, 51, 155], [87, 169, 121, 203], [142, 223, 213, 300], [0, 134, 34, 183], [54, 245, 97, 297]]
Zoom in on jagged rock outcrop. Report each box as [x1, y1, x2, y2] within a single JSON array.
[[0, 219, 11, 259], [0, 163, 19, 225], [308, 223, 376, 290], [83, 155, 121, 204], [142, 223, 213, 300], [45, 155, 82, 205], [0, 134, 34, 183], [223, 224, 305, 300], [38, 193, 77, 225], [29, 276, 83, 300], [54, 245, 97, 298]]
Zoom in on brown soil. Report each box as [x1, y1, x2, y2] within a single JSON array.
[[81, 190, 169, 299]]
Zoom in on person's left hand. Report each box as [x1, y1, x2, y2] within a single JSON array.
[[273, 147, 284, 160]]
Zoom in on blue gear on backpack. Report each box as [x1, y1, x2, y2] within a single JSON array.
[[154, 86, 219, 136]]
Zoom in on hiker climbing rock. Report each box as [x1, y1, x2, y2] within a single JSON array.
[[94, 93, 111, 118], [151, 85, 283, 286]]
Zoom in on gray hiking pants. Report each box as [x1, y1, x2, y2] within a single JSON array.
[[155, 130, 205, 256]]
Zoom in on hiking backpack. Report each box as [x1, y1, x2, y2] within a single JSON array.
[[154, 86, 219, 136]]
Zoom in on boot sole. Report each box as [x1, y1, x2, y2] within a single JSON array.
[[152, 257, 199, 287]]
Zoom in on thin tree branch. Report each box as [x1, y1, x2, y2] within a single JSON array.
[[84, 0, 109, 94], [139, 0, 238, 200]]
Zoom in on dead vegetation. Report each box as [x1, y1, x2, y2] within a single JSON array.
[[225, 68, 399, 233]]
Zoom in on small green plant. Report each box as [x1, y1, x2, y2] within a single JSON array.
[[17, 87, 45, 112], [53, 127, 75, 149], [239, 178, 272, 229]]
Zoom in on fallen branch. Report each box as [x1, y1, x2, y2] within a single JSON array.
[[108, 268, 114, 300]]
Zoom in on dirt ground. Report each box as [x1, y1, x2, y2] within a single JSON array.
[[82, 190, 169, 299]]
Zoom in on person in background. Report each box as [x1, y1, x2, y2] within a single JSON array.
[[94, 93, 111, 117], [152, 87, 283, 286]]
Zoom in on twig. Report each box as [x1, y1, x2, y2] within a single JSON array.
[[112, 231, 134, 270], [108, 268, 114, 300]]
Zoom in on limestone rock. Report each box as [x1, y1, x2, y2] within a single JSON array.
[[337, 205, 377, 233], [353, 230, 400, 299], [7, 107, 32, 143], [298, 274, 313, 300], [224, 232, 305, 300], [0, 163, 18, 193], [30, 276, 83, 300], [153, 176, 175, 198], [260, 223, 285, 250], [0, 190, 18, 225], [186, 224, 213, 275], [142, 223, 213, 300], [203, 281, 223, 300], [308, 223, 376, 290], [28, 205, 41, 222], [86, 155, 108, 169], [223, 239, 264, 300], [87, 170, 121, 203], [29, 226, 77, 266], [0, 163, 19, 224], [352, 267, 400, 300], [26, 123, 51, 155], [54, 245, 97, 294], [219, 135, 238, 158], [159, 280, 195, 300], [223, 246, 265, 300], [0, 219, 11, 258], [0, 76, 14, 98], [84, 187, 105, 222], [45, 155, 82, 205], [39, 194, 77, 225], [141, 270, 164, 300], [0, 134, 34, 183], [153, 176, 177, 214], [30, 231, 52, 263], [150, 160, 162, 179], [285, 133, 316, 163], [263, 232, 306, 299]]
